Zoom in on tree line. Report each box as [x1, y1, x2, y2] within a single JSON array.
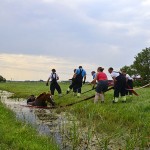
[[0, 75, 6, 82], [120, 47, 150, 86]]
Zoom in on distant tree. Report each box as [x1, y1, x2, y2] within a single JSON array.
[[120, 65, 136, 76], [120, 65, 142, 86], [0, 75, 6, 82], [120, 47, 150, 86], [132, 47, 150, 84]]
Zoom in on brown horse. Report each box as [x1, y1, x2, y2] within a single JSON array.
[[27, 92, 55, 107]]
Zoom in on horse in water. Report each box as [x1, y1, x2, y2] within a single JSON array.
[[27, 92, 55, 107]]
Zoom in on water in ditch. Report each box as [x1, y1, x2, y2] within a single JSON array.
[[0, 90, 121, 150], [0, 90, 74, 150]]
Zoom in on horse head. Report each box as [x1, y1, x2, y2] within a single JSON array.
[[45, 93, 56, 106]]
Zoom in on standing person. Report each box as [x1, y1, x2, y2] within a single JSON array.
[[91, 71, 97, 89], [91, 67, 108, 103], [121, 70, 133, 96], [91, 71, 96, 79], [46, 69, 62, 98], [67, 66, 86, 97], [108, 67, 126, 103], [66, 69, 76, 94]]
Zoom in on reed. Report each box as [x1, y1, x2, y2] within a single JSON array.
[[0, 81, 150, 149]]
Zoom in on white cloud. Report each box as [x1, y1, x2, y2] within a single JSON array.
[[0, 54, 71, 81], [41, 0, 55, 3], [0, 54, 105, 81], [0, 0, 150, 81], [141, 0, 150, 6]]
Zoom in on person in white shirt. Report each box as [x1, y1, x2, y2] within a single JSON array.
[[108, 67, 126, 103], [46, 69, 62, 98]]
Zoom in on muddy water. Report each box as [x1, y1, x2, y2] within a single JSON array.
[[0, 90, 73, 150]]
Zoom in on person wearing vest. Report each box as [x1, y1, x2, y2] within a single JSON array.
[[91, 67, 108, 103], [121, 69, 133, 96], [108, 67, 126, 103], [46, 69, 62, 98], [67, 66, 86, 97]]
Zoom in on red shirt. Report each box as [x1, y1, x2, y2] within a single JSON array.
[[97, 72, 108, 81]]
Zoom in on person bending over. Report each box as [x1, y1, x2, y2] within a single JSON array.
[[91, 67, 108, 103], [108, 67, 126, 103]]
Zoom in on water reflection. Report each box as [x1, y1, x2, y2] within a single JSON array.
[[0, 90, 110, 150], [0, 90, 71, 150]]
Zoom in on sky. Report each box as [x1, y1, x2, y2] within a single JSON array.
[[0, 0, 150, 81]]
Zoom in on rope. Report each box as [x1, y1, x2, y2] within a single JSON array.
[[65, 95, 95, 106], [126, 83, 150, 91], [21, 87, 114, 109], [81, 87, 95, 94], [61, 86, 114, 107]]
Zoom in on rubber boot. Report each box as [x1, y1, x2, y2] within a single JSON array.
[[121, 96, 126, 103], [100, 93, 104, 103], [77, 93, 81, 98], [113, 97, 119, 103]]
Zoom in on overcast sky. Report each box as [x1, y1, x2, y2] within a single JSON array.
[[0, 0, 150, 81]]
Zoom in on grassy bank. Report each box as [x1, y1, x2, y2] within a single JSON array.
[[0, 81, 150, 149], [0, 101, 59, 150]]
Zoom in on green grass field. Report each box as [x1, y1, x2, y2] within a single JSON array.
[[0, 100, 59, 150], [0, 81, 150, 149]]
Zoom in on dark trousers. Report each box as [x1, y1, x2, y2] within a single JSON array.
[[96, 80, 108, 93], [69, 80, 76, 91], [50, 82, 61, 95], [72, 80, 82, 93], [114, 76, 126, 98], [126, 80, 133, 95]]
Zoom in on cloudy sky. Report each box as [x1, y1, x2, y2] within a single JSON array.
[[0, 0, 150, 81]]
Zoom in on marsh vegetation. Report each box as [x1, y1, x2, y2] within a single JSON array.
[[0, 81, 150, 149]]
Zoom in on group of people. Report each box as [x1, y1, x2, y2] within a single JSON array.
[[46, 66, 133, 104]]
